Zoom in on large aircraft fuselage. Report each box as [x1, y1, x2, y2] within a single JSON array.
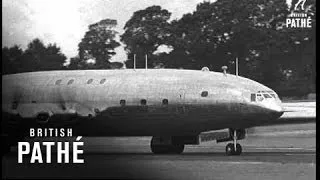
[[2, 69, 283, 136]]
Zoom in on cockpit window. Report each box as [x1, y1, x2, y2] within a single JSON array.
[[252, 91, 277, 102], [263, 94, 272, 98], [256, 94, 263, 101], [251, 94, 256, 102]]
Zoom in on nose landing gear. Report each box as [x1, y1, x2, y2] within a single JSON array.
[[225, 129, 243, 155], [226, 143, 242, 155]]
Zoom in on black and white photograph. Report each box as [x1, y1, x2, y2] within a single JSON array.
[[2, 0, 316, 179]]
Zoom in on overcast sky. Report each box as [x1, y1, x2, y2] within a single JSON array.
[[2, 0, 216, 63]]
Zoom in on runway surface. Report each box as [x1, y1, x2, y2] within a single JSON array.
[[2, 130, 316, 180]]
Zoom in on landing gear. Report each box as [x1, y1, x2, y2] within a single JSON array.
[[150, 136, 185, 154], [225, 129, 243, 156], [226, 143, 242, 155]]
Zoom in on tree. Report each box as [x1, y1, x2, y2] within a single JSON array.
[[77, 19, 121, 69], [21, 39, 67, 72], [275, 0, 316, 95], [42, 43, 67, 70], [19, 38, 47, 72], [2, 45, 24, 74], [168, 0, 290, 78], [68, 56, 87, 70], [2, 39, 67, 74], [163, 2, 225, 70], [121, 6, 172, 68]]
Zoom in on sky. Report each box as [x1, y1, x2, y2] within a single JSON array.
[[2, 0, 215, 63]]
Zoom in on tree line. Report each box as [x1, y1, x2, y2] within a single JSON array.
[[2, 0, 315, 97], [2, 39, 67, 74]]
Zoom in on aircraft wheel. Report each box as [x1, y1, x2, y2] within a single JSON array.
[[226, 143, 235, 156], [235, 143, 242, 155], [226, 143, 242, 156], [150, 137, 185, 154], [151, 145, 168, 154], [151, 137, 168, 154], [171, 144, 184, 154]]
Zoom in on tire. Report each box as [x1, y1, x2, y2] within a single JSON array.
[[172, 144, 184, 154], [235, 143, 242, 155], [151, 137, 168, 154], [226, 143, 235, 156], [151, 137, 185, 154]]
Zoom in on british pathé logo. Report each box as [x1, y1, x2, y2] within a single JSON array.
[[294, 0, 307, 11], [18, 128, 84, 164], [286, 0, 312, 28]]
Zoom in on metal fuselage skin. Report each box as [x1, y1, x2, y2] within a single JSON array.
[[2, 69, 283, 137]]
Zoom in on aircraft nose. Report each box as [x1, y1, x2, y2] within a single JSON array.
[[268, 103, 284, 119], [270, 103, 283, 112], [270, 109, 284, 119]]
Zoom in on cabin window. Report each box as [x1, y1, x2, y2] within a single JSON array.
[[87, 79, 93, 84], [67, 79, 74, 85], [120, 99, 126, 106], [201, 91, 208, 97], [55, 79, 62, 85], [140, 99, 147, 105], [162, 99, 168, 105], [32, 101, 36, 103], [94, 108, 100, 113], [61, 104, 66, 110], [12, 101, 18, 110], [100, 79, 106, 84], [251, 94, 256, 102]]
